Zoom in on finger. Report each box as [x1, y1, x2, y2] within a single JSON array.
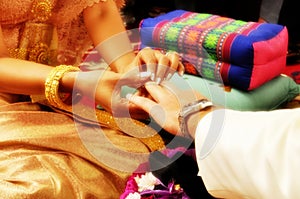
[[143, 81, 171, 102], [163, 52, 177, 81], [138, 48, 158, 80], [135, 85, 152, 99], [166, 51, 185, 77], [113, 97, 149, 119], [111, 100, 128, 117], [126, 93, 166, 125], [165, 51, 179, 70], [128, 101, 150, 120], [155, 53, 170, 84], [126, 93, 157, 115], [161, 81, 200, 104], [164, 69, 176, 81], [118, 70, 151, 89], [178, 61, 185, 76], [126, 53, 153, 80], [132, 55, 141, 71]]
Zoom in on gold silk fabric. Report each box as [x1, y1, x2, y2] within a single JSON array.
[[0, 94, 153, 198], [0, 0, 163, 198], [0, 0, 125, 66]]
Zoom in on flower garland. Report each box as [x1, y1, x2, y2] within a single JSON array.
[[121, 171, 190, 199], [120, 147, 196, 199]]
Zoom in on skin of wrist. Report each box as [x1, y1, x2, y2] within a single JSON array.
[[59, 71, 78, 93], [109, 51, 136, 73], [186, 106, 215, 139]]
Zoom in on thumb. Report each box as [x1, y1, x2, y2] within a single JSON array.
[[126, 93, 167, 129], [118, 69, 151, 89], [126, 93, 156, 114]]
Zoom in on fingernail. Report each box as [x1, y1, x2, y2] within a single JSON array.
[[126, 93, 133, 100], [145, 81, 157, 86], [140, 71, 151, 78], [150, 73, 155, 81], [156, 77, 161, 84], [166, 73, 173, 80]]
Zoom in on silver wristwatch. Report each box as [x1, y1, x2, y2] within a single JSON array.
[[178, 99, 213, 139]]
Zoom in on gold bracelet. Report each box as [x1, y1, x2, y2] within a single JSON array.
[[45, 65, 80, 111], [45, 65, 165, 151]]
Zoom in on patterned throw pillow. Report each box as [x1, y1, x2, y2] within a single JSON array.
[[139, 10, 288, 91]]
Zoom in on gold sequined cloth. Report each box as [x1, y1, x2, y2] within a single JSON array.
[[0, 92, 161, 198], [0, 0, 168, 198]]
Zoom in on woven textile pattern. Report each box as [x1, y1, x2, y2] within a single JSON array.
[[140, 10, 288, 90]]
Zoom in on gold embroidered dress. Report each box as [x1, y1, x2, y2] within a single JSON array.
[[0, 0, 160, 198], [0, 0, 125, 65]]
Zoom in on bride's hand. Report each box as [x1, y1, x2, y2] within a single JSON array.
[[127, 47, 185, 84], [74, 69, 151, 119]]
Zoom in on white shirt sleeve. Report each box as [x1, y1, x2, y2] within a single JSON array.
[[195, 108, 300, 199]]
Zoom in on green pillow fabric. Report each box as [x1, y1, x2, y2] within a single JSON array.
[[182, 74, 300, 111], [121, 74, 299, 111]]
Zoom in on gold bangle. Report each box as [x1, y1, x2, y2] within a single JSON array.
[[45, 65, 165, 151], [45, 65, 80, 111]]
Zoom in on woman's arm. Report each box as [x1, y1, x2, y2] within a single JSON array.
[[0, 26, 74, 95], [0, 58, 75, 95], [83, 0, 135, 73], [0, 55, 150, 117], [82, 1, 185, 80]]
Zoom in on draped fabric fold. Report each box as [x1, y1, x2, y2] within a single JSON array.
[[0, 96, 157, 198]]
